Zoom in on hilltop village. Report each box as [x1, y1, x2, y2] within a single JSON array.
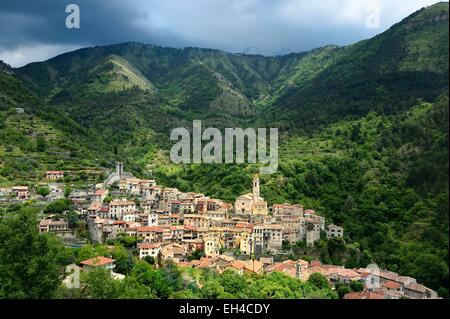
[[0, 163, 439, 299]]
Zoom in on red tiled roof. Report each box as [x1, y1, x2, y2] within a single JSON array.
[[80, 256, 115, 267], [229, 261, 245, 270], [94, 189, 107, 196], [138, 243, 161, 249], [137, 226, 164, 232], [198, 257, 212, 268], [343, 291, 384, 300], [405, 282, 427, 293], [383, 280, 401, 290]]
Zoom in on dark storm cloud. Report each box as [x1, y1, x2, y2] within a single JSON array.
[[0, 0, 185, 49], [0, 0, 445, 66]]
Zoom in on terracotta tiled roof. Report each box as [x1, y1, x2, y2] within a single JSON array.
[[137, 226, 164, 232], [138, 243, 161, 249], [198, 257, 213, 268], [405, 282, 427, 293], [229, 261, 245, 270], [243, 260, 264, 273], [110, 201, 135, 206], [343, 291, 384, 300], [94, 189, 107, 196], [80, 256, 115, 267], [383, 280, 401, 290]]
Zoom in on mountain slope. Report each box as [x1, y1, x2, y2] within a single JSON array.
[[0, 66, 103, 185], [263, 2, 449, 131]]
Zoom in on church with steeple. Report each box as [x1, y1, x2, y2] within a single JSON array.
[[234, 175, 268, 215]]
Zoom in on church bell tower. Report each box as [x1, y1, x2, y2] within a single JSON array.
[[253, 174, 260, 199]]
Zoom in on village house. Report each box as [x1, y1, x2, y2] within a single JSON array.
[[203, 236, 220, 257], [272, 203, 304, 217], [158, 215, 172, 227], [252, 224, 283, 255], [136, 226, 165, 243], [11, 186, 29, 200], [215, 254, 235, 270], [109, 200, 136, 220], [275, 215, 302, 244], [124, 178, 155, 195], [143, 186, 162, 202], [225, 260, 246, 275], [170, 225, 185, 241], [103, 220, 127, 241], [161, 243, 188, 262], [39, 219, 69, 233], [259, 257, 274, 268], [265, 259, 310, 280], [80, 256, 116, 271], [138, 243, 162, 259], [159, 188, 181, 211], [45, 171, 64, 180], [96, 206, 110, 219], [92, 189, 109, 203], [326, 268, 362, 284], [242, 259, 265, 275], [140, 200, 156, 213], [184, 214, 210, 229], [326, 224, 344, 239], [122, 212, 138, 222]]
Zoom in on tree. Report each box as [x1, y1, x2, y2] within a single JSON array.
[[201, 280, 225, 299], [307, 272, 329, 289], [0, 206, 69, 298], [36, 135, 46, 152], [336, 283, 352, 299], [144, 256, 155, 265], [44, 198, 72, 214], [112, 245, 134, 275], [350, 280, 364, 292], [36, 185, 51, 198], [64, 187, 72, 198], [117, 234, 137, 248], [188, 249, 206, 261], [219, 270, 247, 295], [80, 268, 156, 299], [67, 211, 79, 229]]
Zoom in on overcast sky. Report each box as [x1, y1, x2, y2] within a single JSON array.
[[0, 0, 446, 67]]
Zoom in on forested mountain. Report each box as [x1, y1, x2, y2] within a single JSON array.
[[0, 2, 448, 295]]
